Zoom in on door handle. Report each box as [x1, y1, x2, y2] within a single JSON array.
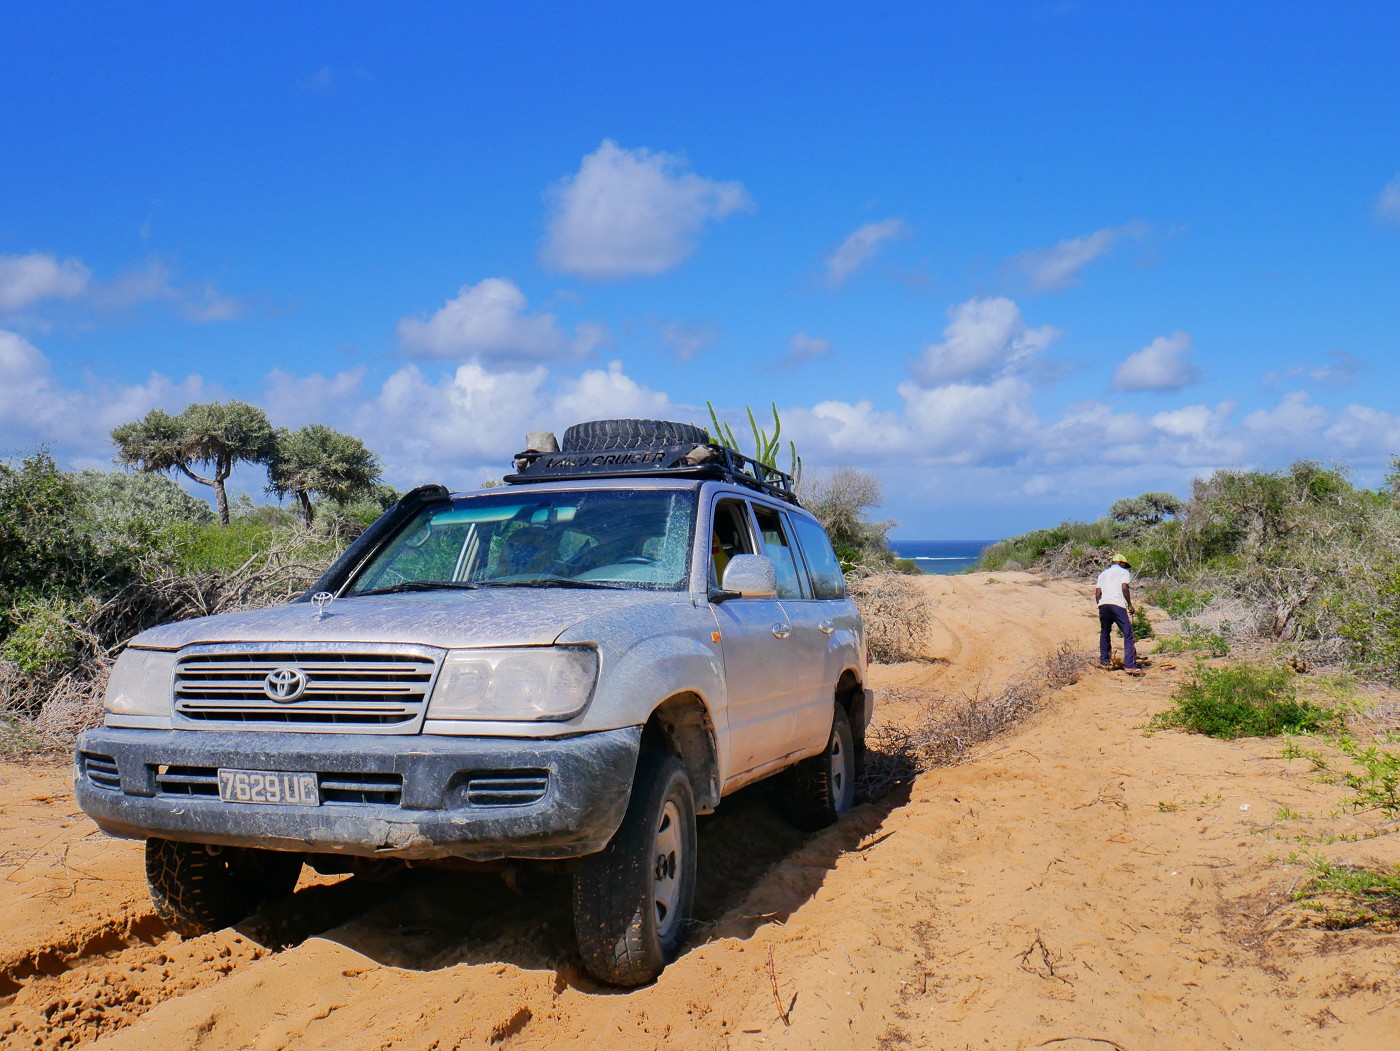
[[772, 623, 791, 639], [819, 620, 835, 635]]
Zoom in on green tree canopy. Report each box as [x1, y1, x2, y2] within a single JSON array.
[[1109, 491, 1185, 529], [266, 424, 381, 527], [111, 400, 278, 525]]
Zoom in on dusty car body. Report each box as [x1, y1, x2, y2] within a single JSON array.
[[75, 419, 871, 984]]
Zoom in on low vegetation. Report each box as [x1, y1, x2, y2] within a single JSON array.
[[862, 645, 1089, 797], [0, 448, 368, 753], [980, 459, 1400, 685], [1150, 663, 1341, 739]]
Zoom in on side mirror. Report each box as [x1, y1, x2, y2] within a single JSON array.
[[720, 554, 777, 598]]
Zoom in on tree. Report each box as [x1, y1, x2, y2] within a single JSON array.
[[266, 424, 381, 527], [112, 401, 278, 526], [1109, 491, 1185, 529]]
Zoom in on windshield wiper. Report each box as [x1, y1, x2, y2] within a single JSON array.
[[354, 581, 480, 597], [477, 578, 630, 590]]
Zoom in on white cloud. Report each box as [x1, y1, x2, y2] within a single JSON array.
[[0, 329, 214, 458], [0, 253, 90, 312], [1242, 390, 1328, 445], [898, 376, 1041, 463], [824, 218, 910, 287], [660, 321, 718, 363], [397, 277, 587, 362], [1014, 222, 1146, 292], [783, 399, 908, 458], [1376, 174, 1400, 226], [541, 140, 753, 279], [1324, 404, 1400, 455], [771, 332, 834, 371], [911, 297, 1059, 387], [1264, 349, 1364, 390], [552, 360, 674, 424], [1112, 331, 1201, 392]]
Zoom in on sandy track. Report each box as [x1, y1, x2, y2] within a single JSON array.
[[3, 572, 1397, 1049]]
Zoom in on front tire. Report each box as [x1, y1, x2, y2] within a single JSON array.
[[572, 750, 697, 986], [782, 705, 857, 831], [146, 839, 302, 937]]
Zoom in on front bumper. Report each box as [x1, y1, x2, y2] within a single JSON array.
[[74, 725, 641, 861]]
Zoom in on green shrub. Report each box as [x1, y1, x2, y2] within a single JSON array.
[[1335, 557, 1400, 683], [168, 520, 284, 574], [1130, 606, 1154, 639], [1, 593, 96, 674], [1149, 584, 1215, 619], [1151, 663, 1339, 739], [1154, 626, 1229, 657], [1295, 861, 1400, 931]]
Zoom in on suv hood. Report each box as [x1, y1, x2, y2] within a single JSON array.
[[131, 588, 674, 651]]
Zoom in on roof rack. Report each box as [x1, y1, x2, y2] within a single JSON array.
[[505, 441, 800, 505]]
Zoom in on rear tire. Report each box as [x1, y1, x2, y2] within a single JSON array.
[[560, 419, 708, 453], [146, 839, 302, 937], [572, 750, 697, 986], [782, 705, 857, 831]]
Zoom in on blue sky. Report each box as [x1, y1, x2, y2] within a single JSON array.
[[3, 2, 1399, 538]]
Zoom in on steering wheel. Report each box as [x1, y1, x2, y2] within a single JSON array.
[[615, 556, 655, 565]]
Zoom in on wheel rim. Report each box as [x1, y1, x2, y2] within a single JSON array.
[[651, 799, 683, 940], [830, 730, 854, 812]]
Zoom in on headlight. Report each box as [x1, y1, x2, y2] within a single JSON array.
[[103, 648, 176, 717], [427, 646, 598, 721]]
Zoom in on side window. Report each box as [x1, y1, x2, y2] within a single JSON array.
[[710, 499, 755, 587], [791, 515, 846, 600], [752, 505, 810, 599]]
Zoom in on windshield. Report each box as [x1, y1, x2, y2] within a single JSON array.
[[346, 488, 696, 595]]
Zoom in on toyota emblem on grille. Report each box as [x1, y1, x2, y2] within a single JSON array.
[[264, 666, 308, 702]]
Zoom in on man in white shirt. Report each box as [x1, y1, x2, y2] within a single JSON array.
[[1095, 552, 1144, 675]]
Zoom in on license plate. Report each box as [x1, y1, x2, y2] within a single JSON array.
[[217, 768, 320, 806]]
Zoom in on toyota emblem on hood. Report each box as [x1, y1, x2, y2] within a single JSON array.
[[264, 666, 308, 702]]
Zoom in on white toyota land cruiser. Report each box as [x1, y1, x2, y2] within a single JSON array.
[[75, 418, 872, 985]]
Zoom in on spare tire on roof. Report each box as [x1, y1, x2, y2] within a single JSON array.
[[560, 419, 708, 452]]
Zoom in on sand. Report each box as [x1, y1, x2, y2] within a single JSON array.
[[2, 571, 1397, 1049]]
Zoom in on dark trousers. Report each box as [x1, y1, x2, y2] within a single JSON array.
[[1099, 604, 1137, 668]]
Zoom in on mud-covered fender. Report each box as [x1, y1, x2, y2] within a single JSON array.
[[555, 599, 729, 773]]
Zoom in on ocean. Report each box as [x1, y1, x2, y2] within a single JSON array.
[[888, 539, 994, 575]]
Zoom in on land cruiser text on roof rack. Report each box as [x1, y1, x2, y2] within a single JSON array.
[[505, 418, 799, 505]]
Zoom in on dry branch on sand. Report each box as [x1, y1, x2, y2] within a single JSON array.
[[847, 574, 934, 664], [861, 645, 1090, 798]]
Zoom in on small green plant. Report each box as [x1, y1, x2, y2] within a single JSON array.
[[1156, 792, 1223, 812], [1130, 606, 1154, 639], [1285, 735, 1400, 818], [1149, 585, 1215, 619], [1275, 805, 1306, 821], [1153, 626, 1229, 657], [1295, 860, 1400, 931], [1151, 663, 1340, 739]]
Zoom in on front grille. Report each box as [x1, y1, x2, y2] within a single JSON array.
[[463, 770, 549, 807], [153, 765, 404, 806], [81, 752, 121, 791], [156, 764, 219, 796], [173, 645, 440, 732], [320, 772, 402, 805]]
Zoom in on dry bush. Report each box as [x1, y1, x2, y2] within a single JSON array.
[[861, 644, 1090, 798], [1, 533, 337, 756], [848, 573, 934, 663]]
